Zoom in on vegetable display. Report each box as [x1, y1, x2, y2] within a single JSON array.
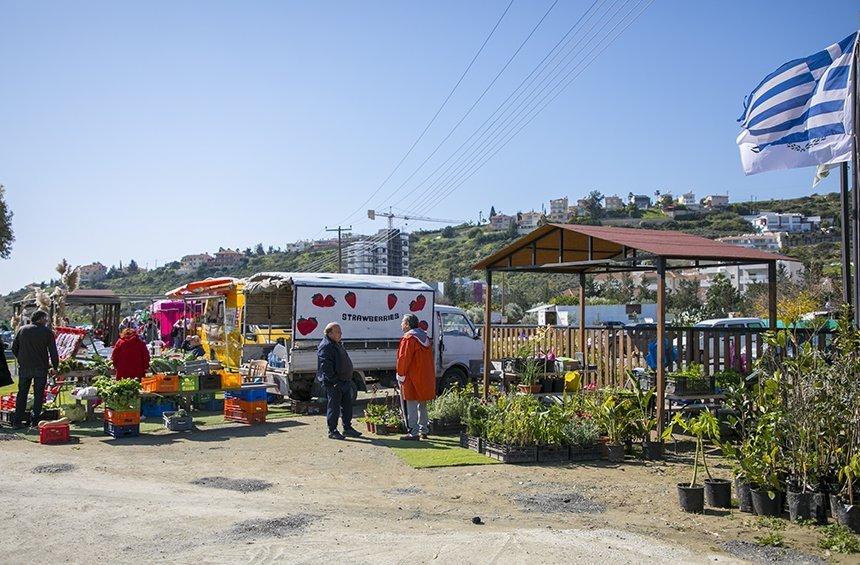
[[93, 377, 141, 407]]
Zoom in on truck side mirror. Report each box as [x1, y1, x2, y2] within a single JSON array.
[[475, 327, 482, 338]]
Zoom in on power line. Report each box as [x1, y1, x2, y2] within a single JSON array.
[[326, 0, 517, 231]]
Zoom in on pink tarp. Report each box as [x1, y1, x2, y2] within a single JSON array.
[[150, 300, 190, 341]]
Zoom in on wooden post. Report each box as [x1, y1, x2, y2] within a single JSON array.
[[482, 270, 493, 400], [656, 258, 666, 438], [767, 261, 777, 330], [578, 271, 586, 380]]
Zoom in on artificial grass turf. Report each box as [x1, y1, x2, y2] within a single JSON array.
[[375, 435, 499, 469]]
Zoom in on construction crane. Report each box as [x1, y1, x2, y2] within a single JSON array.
[[367, 208, 465, 230]]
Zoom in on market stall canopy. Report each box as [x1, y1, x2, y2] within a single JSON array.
[[165, 277, 238, 298], [473, 224, 797, 273], [243, 272, 433, 294]]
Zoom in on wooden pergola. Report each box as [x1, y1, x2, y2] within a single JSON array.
[[473, 223, 797, 435], [13, 289, 122, 345]]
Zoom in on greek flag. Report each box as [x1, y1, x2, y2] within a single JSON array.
[[737, 32, 857, 175]]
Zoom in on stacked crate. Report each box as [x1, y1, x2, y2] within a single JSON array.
[[103, 398, 141, 438], [224, 387, 267, 424]]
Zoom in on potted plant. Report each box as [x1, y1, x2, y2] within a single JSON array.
[[628, 374, 661, 459], [517, 357, 542, 394], [663, 410, 727, 512], [832, 453, 860, 533], [534, 404, 569, 463], [744, 413, 784, 517], [483, 394, 539, 463], [595, 395, 628, 463], [427, 387, 473, 435]]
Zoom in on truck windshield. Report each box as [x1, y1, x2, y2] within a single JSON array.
[[442, 313, 475, 338]]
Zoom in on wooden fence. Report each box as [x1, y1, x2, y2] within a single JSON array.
[[490, 325, 835, 389]]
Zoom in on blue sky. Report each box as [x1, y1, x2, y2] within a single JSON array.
[[0, 0, 857, 292]]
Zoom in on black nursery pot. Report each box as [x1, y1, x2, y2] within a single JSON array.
[[644, 441, 664, 460], [810, 492, 829, 525], [605, 443, 625, 463], [750, 487, 783, 517], [677, 483, 705, 513], [830, 494, 860, 534], [786, 490, 812, 523], [735, 478, 753, 513], [705, 479, 732, 509]]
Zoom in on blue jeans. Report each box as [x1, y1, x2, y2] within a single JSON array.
[[14, 367, 48, 426], [325, 381, 355, 433]]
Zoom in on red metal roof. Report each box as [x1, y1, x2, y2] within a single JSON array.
[[473, 223, 795, 271]]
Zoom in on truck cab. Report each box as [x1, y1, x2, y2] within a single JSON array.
[[435, 304, 483, 392]]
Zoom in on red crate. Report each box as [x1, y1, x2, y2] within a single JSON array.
[[224, 398, 267, 414], [1, 394, 16, 410], [39, 424, 70, 445], [103, 408, 141, 426], [224, 406, 266, 425]]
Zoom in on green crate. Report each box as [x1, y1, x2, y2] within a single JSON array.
[[105, 397, 141, 412], [179, 375, 199, 392]]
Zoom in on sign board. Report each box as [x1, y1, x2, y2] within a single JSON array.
[[293, 285, 434, 341]]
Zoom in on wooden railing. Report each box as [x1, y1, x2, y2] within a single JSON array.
[[490, 325, 835, 389]]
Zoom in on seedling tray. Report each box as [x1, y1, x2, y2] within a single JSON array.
[[483, 442, 537, 464], [569, 445, 602, 461], [537, 445, 569, 463], [429, 419, 464, 436]]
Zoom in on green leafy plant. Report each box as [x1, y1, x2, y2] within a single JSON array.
[[663, 410, 720, 487], [427, 387, 477, 423], [595, 394, 635, 445], [628, 373, 657, 444], [818, 524, 859, 554], [93, 377, 141, 408], [754, 532, 784, 547], [518, 357, 542, 387]]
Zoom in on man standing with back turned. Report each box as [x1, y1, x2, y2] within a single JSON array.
[[12, 310, 59, 428], [396, 314, 436, 441]]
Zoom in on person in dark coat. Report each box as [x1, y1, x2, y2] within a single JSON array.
[[0, 338, 12, 387], [11, 310, 59, 427], [317, 322, 362, 440]]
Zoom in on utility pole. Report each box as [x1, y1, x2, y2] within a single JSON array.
[[325, 225, 352, 273]]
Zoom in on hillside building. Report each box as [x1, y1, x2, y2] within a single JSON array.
[[213, 248, 244, 267], [517, 211, 544, 235], [751, 212, 821, 233], [177, 253, 213, 275], [78, 262, 107, 284], [704, 194, 730, 209], [488, 213, 516, 231], [347, 229, 410, 276], [717, 232, 785, 252], [603, 195, 624, 211], [547, 197, 569, 222], [627, 193, 652, 210]]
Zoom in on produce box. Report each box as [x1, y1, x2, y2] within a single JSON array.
[[179, 375, 199, 392], [198, 374, 221, 391], [224, 398, 267, 415], [220, 371, 242, 390], [224, 388, 267, 402], [483, 442, 537, 464], [163, 411, 194, 431], [141, 399, 176, 419], [141, 374, 180, 394], [224, 406, 266, 425], [672, 375, 715, 395], [1, 394, 16, 411], [459, 432, 484, 453], [39, 423, 70, 445], [429, 418, 464, 436], [193, 393, 223, 412], [103, 408, 141, 426], [103, 421, 140, 438]]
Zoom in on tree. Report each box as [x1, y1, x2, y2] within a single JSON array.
[[703, 273, 742, 318], [503, 303, 524, 323], [506, 219, 519, 238], [668, 279, 701, 313], [441, 225, 455, 239], [445, 271, 460, 304], [244, 248, 253, 256], [0, 185, 13, 258], [584, 190, 604, 219], [489, 206, 497, 218], [127, 259, 139, 273], [255, 243, 265, 255]]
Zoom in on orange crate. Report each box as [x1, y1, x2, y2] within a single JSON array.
[[142, 374, 180, 393], [220, 371, 242, 390], [103, 408, 141, 426], [224, 406, 266, 425], [224, 399, 267, 414]]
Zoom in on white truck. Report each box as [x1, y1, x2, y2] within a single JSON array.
[[241, 272, 483, 400]]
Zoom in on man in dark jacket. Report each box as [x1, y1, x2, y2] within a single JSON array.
[[11, 310, 59, 427], [317, 322, 361, 440]]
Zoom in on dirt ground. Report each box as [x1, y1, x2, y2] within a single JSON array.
[[0, 404, 852, 564]]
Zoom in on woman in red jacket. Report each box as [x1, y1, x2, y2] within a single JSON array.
[[111, 328, 150, 380]]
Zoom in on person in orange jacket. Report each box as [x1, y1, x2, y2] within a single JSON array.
[[396, 314, 436, 441]]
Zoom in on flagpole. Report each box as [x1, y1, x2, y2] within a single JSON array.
[[853, 40, 860, 328], [841, 162, 852, 310]]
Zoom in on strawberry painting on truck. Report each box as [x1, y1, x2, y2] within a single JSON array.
[[240, 272, 482, 401]]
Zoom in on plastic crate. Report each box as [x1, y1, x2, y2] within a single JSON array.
[[198, 374, 221, 391], [0, 409, 28, 427], [220, 371, 242, 390], [141, 374, 180, 393], [179, 375, 199, 392], [103, 421, 140, 438], [224, 388, 267, 402], [224, 398, 267, 414], [105, 397, 141, 412], [224, 406, 266, 425], [163, 411, 194, 431], [39, 408, 61, 422], [141, 399, 176, 419], [39, 424, 70, 445], [0, 394, 16, 411], [673, 375, 716, 395], [483, 442, 537, 464], [103, 408, 141, 426]]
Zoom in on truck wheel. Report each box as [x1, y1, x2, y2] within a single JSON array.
[[438, 367, 467, 395]]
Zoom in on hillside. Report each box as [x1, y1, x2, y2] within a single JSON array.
[[0, 192, 844, 320]]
